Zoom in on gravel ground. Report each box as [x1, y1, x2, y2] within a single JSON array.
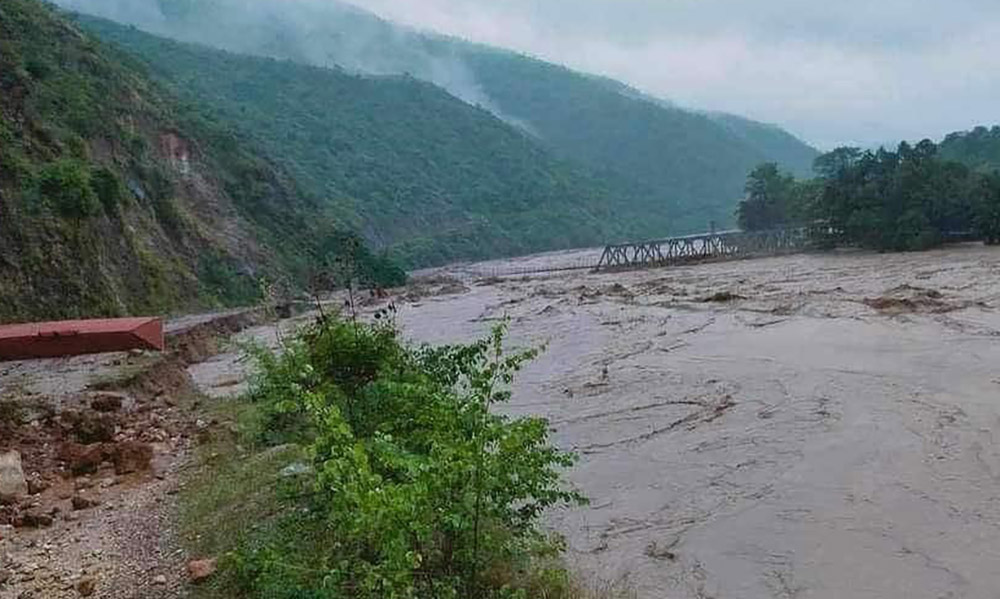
[[0, 310, 263, 599]]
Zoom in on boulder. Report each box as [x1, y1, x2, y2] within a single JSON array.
[[0, 451, 28, 503], [63, 410, 116, 444], [90, 392, 127, 413], [16, 510, 54, 528], [76, 576, 97, 596], [26, 476, 50, 496], [109, 441, 153, 475], [279, 462, 313, 478], [187, 558, 217, 583], [59, 443, 104, 476], [71, 494, 99, 511]]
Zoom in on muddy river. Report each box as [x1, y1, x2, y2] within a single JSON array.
[[399, 244, 1000, 599]]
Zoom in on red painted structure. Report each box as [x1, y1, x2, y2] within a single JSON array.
[[0, 317, 164, 361]]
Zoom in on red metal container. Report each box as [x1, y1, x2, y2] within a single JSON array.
[[0, 317, 165, 361]]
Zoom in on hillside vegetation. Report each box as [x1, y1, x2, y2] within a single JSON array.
[[65, 0, 818, 248], [940, 125, 1000, 173], [736, 127, 1000, 248], [0, 0, 400, 322], [78, 16, 661, 267], [462, 50, 818, 227]]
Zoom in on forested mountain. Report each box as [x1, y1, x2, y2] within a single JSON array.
[[59, 0, 818, 234], [77, 16, 661, 267], [0, 0, 397, 321]]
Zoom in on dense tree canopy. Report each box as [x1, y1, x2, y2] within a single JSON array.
[[736, 129, 1000, 250]]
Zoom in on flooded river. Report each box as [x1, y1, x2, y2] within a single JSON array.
[[399, 244, 1000, 599]]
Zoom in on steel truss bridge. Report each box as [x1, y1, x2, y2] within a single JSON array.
[[595, 227, 816, 271]]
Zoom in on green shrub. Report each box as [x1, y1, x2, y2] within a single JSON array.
[[38, 159, 100, 220], [23, 55, 51, 80], [237, 317, 584, 598], [89, 166, 125, 215]]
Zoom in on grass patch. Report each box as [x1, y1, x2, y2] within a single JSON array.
[[177, 398, 315, 598]]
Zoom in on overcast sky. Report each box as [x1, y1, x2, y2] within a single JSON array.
[[343, 0, 1000, 149]]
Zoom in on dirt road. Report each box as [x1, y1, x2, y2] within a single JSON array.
[[401, 244, 1000, 599]]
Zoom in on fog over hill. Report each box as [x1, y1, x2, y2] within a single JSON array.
[[59, 0, 819, 238]]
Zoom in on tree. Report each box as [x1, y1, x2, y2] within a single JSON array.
[[813, 147, 861, 180], [975, 172, 1000, 245], [736, 163, 796, 231]]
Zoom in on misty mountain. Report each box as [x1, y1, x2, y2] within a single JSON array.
[[57, 0, 818, 231], [77, 15, 667, 267]]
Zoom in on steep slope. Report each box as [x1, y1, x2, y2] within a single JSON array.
[[705, 113, 817, 178], [462, 49, 819, 227], [0, 0, 392, 322], [77, 16, 661, 267], [58, 0, 818, 232]]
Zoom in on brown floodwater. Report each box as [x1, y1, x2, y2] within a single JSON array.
[[400, 244, 1000, 599]]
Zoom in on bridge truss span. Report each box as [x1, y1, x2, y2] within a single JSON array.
[[596, 227, 815, 271]]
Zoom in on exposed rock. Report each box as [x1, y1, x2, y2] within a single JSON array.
[[109, 441, 153, 475], [279, 462, 313, 478], [71, 495, 100, 511], [62, 410, 116, 444], [90, 392, 127, 413], [16, 510, 53, 528], [187, 558, 217, 583], [58, 443, 104, 476], [76, 576, 97, 596], [0, 451, 28, 503], [26, 477, 50, 496]]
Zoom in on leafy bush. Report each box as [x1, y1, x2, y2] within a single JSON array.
[[237, 316, 584, 598], [38, 159, 100, 220], [89, 166, 126, 215]]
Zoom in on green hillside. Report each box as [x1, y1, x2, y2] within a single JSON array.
[[462, 49, 818, 226], [60, 0, 818, 235], [77, 16, 667, 267], [0, 0, 395, 322]]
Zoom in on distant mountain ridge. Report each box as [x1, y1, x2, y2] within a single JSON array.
[[58, 0, 819, 234]]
